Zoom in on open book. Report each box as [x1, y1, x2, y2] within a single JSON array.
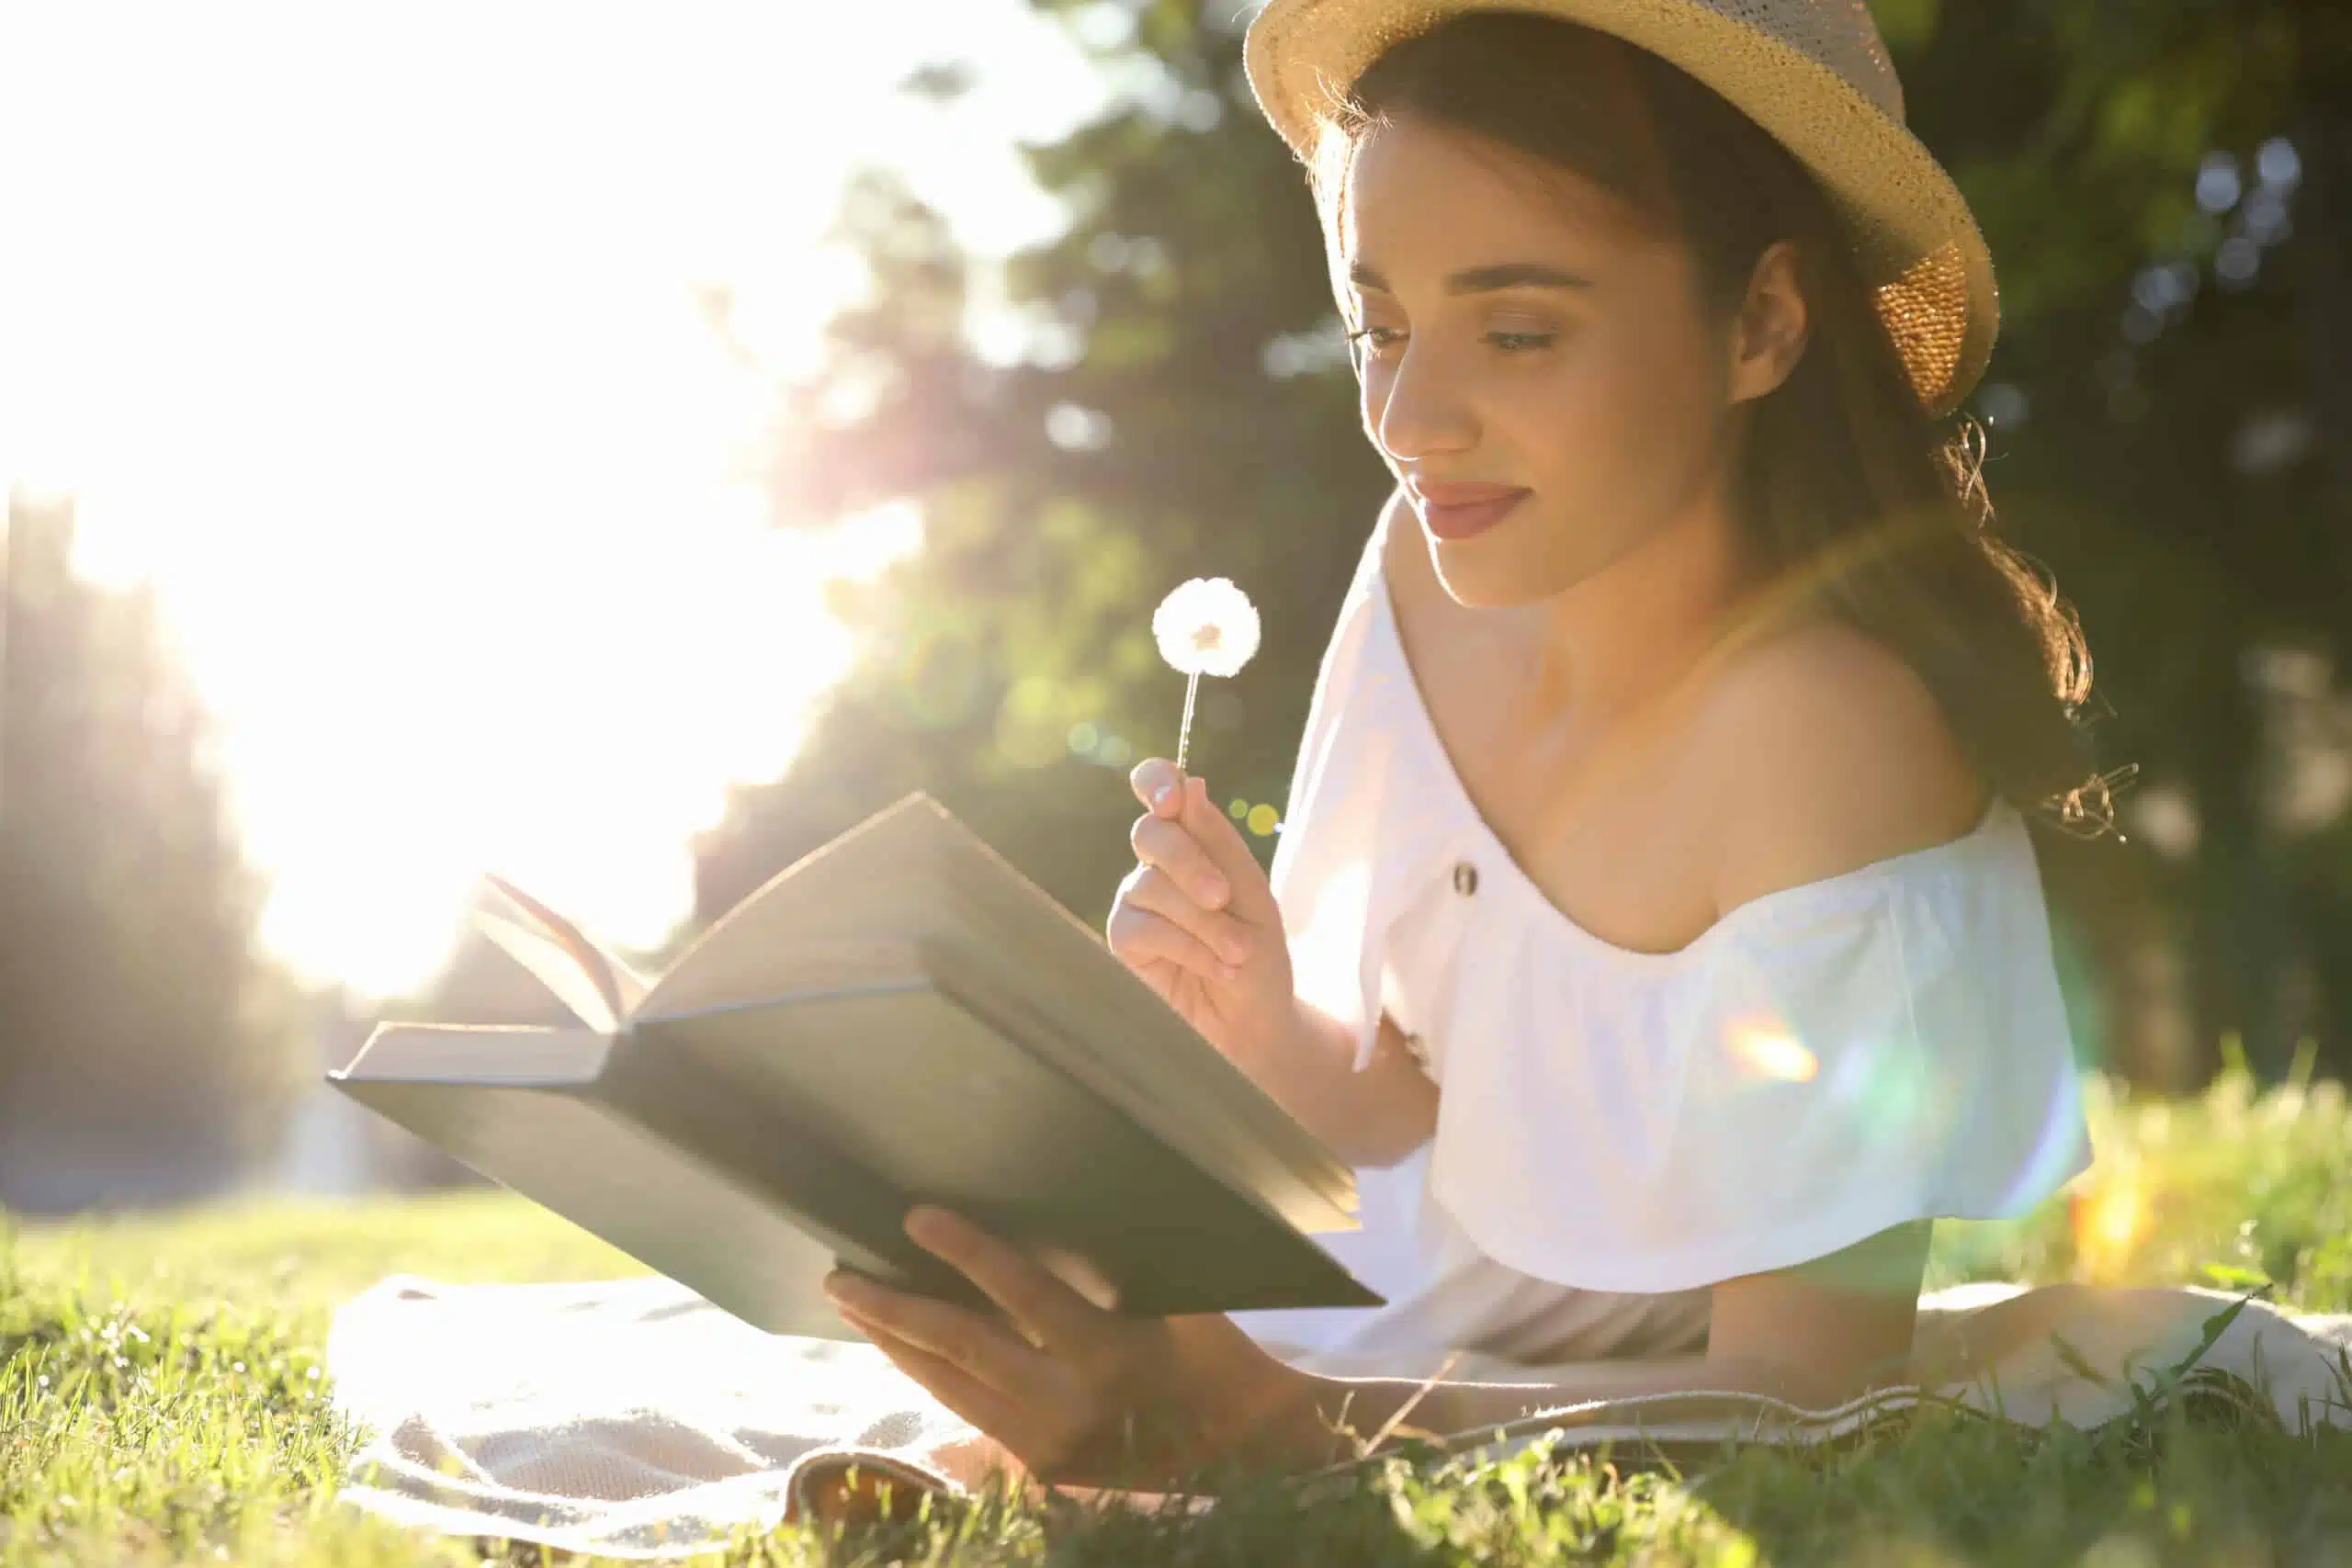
[[329, 790, 1378, 1337]]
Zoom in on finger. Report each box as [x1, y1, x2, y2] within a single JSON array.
[[1170, 773, 1279, 924], [839, 1305, 1035, 1446], [903, 1208, 1109, 1358], [825, 1272, 1052, 1400], [1129, 812, 1234, 913], [1130, 757, 1188, 820], [1105, 898, 1239, 983], [1121, 864, 1253, 968]]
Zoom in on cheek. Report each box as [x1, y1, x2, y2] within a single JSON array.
[[1532, 328, 1724, 518]]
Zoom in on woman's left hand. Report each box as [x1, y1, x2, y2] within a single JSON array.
[[823, 1207, 1323, 1491]]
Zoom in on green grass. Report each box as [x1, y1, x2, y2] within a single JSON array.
[[4, 1060, 2349, 1565]]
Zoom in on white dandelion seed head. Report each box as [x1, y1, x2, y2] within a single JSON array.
[[1152, 577, 1261, 678]]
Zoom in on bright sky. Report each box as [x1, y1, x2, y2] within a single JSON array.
[[0, 1, 1117, 999]]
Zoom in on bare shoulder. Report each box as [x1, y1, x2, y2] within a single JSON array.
[[1690, 618, 1988, 916]]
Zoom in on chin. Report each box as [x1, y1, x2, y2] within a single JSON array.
[[1430, 531, 1566, 610], [1420, 554, 1552, 611]]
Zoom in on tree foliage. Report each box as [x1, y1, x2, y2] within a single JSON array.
[[0, 493, 303, 1212]]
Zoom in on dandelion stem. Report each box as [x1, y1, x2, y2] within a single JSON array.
[[1176, 670, 1201, 773]]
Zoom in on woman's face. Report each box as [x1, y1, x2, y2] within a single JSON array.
[[1338, 112, 1755, 609]]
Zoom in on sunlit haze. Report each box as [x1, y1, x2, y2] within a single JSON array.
[[0, 3, 1110, 998]]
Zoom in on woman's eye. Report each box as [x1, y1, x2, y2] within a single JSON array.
[[1343, 323, 1556, 358]]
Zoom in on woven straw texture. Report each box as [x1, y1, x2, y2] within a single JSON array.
[[1243, 0, 1997, 416]]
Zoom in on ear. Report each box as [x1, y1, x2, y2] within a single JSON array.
[[1725, 240, 1811, 405]]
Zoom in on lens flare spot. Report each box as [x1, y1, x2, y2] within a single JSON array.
[[1994, 1067, 2095, 1213], [1726, 1017, 1817, 1082], [2070, 1170, 2146, 1282]]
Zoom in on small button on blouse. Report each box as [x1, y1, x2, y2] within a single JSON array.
[[1452, 860, 1479, 896]]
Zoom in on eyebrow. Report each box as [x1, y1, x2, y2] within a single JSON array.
[[1347, 261, 1596, 294]]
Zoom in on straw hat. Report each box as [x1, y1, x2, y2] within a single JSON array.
[[1241, 0, 1997, 417]]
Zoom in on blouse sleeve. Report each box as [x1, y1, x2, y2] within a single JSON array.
[[1424, 839, 2096, 1294]]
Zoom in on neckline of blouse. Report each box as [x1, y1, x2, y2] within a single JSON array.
[[1366, 514, 2013, 973]]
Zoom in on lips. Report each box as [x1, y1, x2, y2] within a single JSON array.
[[1410, 480, 1531, 542], [1411, 480, 1528, 506]]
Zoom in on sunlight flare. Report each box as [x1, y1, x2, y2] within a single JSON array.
[[1724, 1015, 1819, 1083], [0, 1, 1095, 999]]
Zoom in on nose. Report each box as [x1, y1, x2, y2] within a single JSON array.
[[1366, 337, 1478, 465]]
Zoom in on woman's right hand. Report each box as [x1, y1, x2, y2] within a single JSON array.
[[1106, 758, 1299, 1074]]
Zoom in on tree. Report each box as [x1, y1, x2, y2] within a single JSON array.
[[1889, 0, 2352, 1083], [696, 3, 1385, 928], [0, 491, 303, 1213]]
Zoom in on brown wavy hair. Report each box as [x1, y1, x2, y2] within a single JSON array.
[[1306, 10, 2122, 836]]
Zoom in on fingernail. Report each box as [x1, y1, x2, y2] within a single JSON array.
[[1218, 960, 1240, 980], [1203, 874, 1230, 906], [1224, 936, 1250, 964], [1151, 781, 1176, 810]]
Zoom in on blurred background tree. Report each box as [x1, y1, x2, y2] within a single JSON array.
[[1899, 0, 2352, 1089], [695, 0, 2352, 1091], [0, 492, 305, 1213], [695, 1, 1384, 942]]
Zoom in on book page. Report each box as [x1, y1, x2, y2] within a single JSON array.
[[337, 1021, 613, 1084], [636, 798, 937, 1019], [470, 910, 624, 1035], [481, 873, 649, 1020]]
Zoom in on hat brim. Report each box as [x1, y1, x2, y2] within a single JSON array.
[[1243, 0, 1997, 417]]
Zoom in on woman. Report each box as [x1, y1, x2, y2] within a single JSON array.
[[821, 0, 2116, 1490]]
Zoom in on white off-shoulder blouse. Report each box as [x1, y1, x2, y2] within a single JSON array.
[[1230, 502, 2096, 1364]]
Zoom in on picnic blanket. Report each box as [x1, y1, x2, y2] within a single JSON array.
[[324, 1273, 2352, 1560]]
